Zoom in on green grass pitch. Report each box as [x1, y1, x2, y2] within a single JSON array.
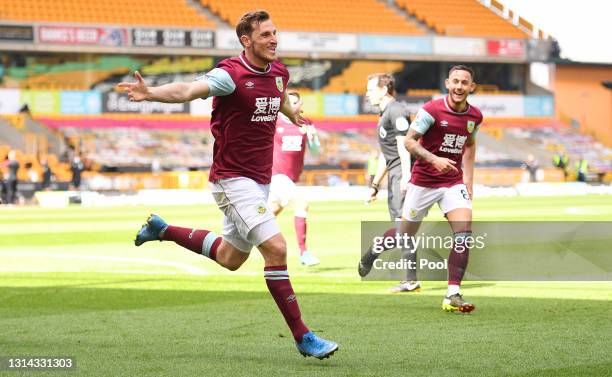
[[1, 195, 611, 376]]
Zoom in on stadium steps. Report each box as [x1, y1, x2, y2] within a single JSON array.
[[23, 115, 63, 156], [185, 0, 231, 29], [0, 118, 26, 151], [380, 0, 435, 34]]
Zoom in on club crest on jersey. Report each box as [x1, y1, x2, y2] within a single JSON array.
[[257, 205, 267, 214], [467, 121, 475, 133], [275, 77, 284, 92]]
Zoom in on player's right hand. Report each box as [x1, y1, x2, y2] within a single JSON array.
[[116, 71, 149, 102], [365, 187, 378, 204], [431, 157, 458, 173]]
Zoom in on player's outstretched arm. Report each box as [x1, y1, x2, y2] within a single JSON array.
[[405, 129, 457, 173], [117, 71, 210, 103], [462, 137, 476, 198]]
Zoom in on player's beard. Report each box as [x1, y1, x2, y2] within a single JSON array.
[[252, 43, 276, 65]]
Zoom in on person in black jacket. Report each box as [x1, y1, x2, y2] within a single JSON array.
[[2, 150, 20, 204], [70, 156, 84, 190]]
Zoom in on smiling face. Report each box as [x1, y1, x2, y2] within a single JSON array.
[[365, 77, 387, 107], [445, 69, 476, 108], [241, 19, 278, 66]]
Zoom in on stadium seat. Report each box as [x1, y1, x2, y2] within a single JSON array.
[[322, 61, 405, 94], [395, 0, 528, 38], [200, 0, 424, 34], [0, 0, 215, 28]]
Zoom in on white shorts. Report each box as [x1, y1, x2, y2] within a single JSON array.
[[269, 174, 297, 208], [401, 182, 472, 222], [211, 177, 280, 253]]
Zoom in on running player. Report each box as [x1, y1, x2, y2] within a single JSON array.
[[119, 10, 338, 358], [359, 65, 482, 313], [363, 73, 419, 293], [269, 90, 321, 266]]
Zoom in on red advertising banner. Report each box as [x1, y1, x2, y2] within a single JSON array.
[[487, 39, 525, 58], [38, 25, 128, 46]]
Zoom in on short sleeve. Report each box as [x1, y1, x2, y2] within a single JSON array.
[[195, 67, 236, 98], [390, 105, 410, 135], [410, 108, 435, 135], [471, 113, 484, 139]]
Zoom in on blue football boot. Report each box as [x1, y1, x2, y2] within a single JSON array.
[[296, 332, 338, 360], [134, 214, 168, 246]]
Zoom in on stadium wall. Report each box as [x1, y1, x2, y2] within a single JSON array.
[[555, 64, 612, 146]]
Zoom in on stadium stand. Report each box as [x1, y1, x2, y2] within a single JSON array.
[[508, 127, 612, 179], [200, 0, 424, 34], [4, 56, 143, 90], [322, 61, 405, 94], [0, 0, 214, 28], [395, 0, 528, 38]]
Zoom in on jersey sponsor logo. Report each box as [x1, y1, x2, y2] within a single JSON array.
[[467, 120, 475, 133], [275, 76, 284, 92], [379, 126, 387, 138], [281, 135, 303, 152], [252, 96, 281, 122], [245, 81, 255, 89], [439, 133, 468, 154], [251, 114, 278, 122], [440, 120, 449, 127]]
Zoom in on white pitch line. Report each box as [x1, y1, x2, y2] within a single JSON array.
[[0, 253, 207, 275]]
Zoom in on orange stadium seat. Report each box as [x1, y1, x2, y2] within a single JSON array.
[[395, 0, 528, 38], [200, 0, 425, 34], [1, 0, 215, 28], [323, 61, 405, 94]]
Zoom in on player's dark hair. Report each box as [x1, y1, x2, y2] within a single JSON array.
[[449, 65, 475, 81], [236, 10, 270, 47], [367, 73, 395, 96]]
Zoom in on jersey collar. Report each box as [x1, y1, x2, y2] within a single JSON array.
[[379, 97, 395, 116], [444, 95, 470, 114], [239, 52, 271, 74]]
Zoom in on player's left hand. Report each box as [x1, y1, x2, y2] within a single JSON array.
[[467, 186, 473, 200]]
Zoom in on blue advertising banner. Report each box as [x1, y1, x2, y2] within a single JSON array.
[[358, 35, 432, 55], [60, 91, 102, 115], [523, 96, 554, 117], [323, 94, 359, 116]]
